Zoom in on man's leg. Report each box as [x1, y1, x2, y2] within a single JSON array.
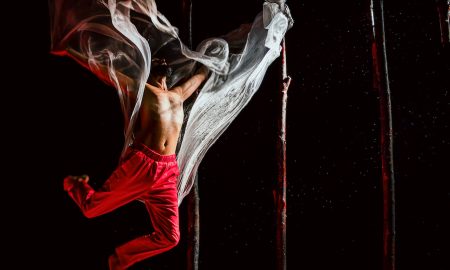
[[108, 177, 180, 270], [63, 150, 155, 218]]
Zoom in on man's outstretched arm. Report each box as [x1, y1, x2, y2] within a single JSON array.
[[173, 65, 210, 101], [65, 47, 135, 92]]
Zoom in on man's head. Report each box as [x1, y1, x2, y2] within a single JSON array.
[[151, 58, 172, 78]]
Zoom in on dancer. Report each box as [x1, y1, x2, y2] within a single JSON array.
[[49, 1, 292, 269], [63, 48, 209, 270]]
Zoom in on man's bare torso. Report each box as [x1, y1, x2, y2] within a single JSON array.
[[134, 84, 184, 155], [64, 48, 208, 156]]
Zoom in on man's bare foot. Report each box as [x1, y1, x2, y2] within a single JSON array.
[[63, 175, 90, 191]]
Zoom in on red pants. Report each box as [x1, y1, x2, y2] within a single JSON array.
[[64, 143, 180, 270]]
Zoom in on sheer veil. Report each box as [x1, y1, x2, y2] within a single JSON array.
[[48, 0, 293, 205]]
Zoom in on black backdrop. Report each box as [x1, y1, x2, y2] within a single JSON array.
[[13, 1, 449, 270]]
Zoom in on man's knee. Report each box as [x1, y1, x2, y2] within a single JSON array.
[[165, 227, 180, 248], [82, 209, 97, 219]]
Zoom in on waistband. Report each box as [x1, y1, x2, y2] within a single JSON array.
[[131, 142, 177, 162]]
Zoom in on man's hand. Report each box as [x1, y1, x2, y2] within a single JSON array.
[[196, 64, 210, 77]]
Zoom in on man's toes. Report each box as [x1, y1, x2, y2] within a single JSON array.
[[79, 175, 90, 183]]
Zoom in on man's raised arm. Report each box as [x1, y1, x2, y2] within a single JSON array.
[[65, 47, 135, 92], [173, 65, 210, 101]]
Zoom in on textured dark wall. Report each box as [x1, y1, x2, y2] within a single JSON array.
[[16, 1, 448, 270]]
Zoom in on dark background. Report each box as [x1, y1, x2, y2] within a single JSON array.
[[12, 0, 449, 270]]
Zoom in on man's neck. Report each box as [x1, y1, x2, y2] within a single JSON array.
[[150, 76, 168, 91]]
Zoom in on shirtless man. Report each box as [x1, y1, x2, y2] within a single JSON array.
[[62, 48, 209, 270]]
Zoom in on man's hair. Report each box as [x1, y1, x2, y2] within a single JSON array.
[[151, 57, 172, 77]]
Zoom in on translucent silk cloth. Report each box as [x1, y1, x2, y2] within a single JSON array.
[[48, 0, 293, 205]]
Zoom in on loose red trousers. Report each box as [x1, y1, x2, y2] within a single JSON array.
[[64, 143, 180, 270]]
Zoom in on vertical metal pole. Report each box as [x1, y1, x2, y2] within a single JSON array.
[[275, 38, 291, 270], [181, 1, 199, 270], [370, 1, 396, 270]]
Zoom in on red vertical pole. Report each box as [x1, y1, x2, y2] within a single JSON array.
[[370, 1, 396, 270], [187, 176, 200, 270], [275, 38, 291, 270], [448, 0, 450, 43], [181, 1, 200, 270], [435, 0, 450, 47]]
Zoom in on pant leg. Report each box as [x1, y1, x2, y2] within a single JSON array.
[[109, 164, 180, 270], [64, 149, 157, 218]]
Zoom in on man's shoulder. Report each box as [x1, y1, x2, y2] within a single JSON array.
[[144, 83, 183, 100]]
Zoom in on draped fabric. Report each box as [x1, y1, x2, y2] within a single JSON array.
[[48, 0, 293, 205]]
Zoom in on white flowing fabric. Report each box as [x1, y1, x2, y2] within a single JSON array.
[[48, 0, 293, 205]]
